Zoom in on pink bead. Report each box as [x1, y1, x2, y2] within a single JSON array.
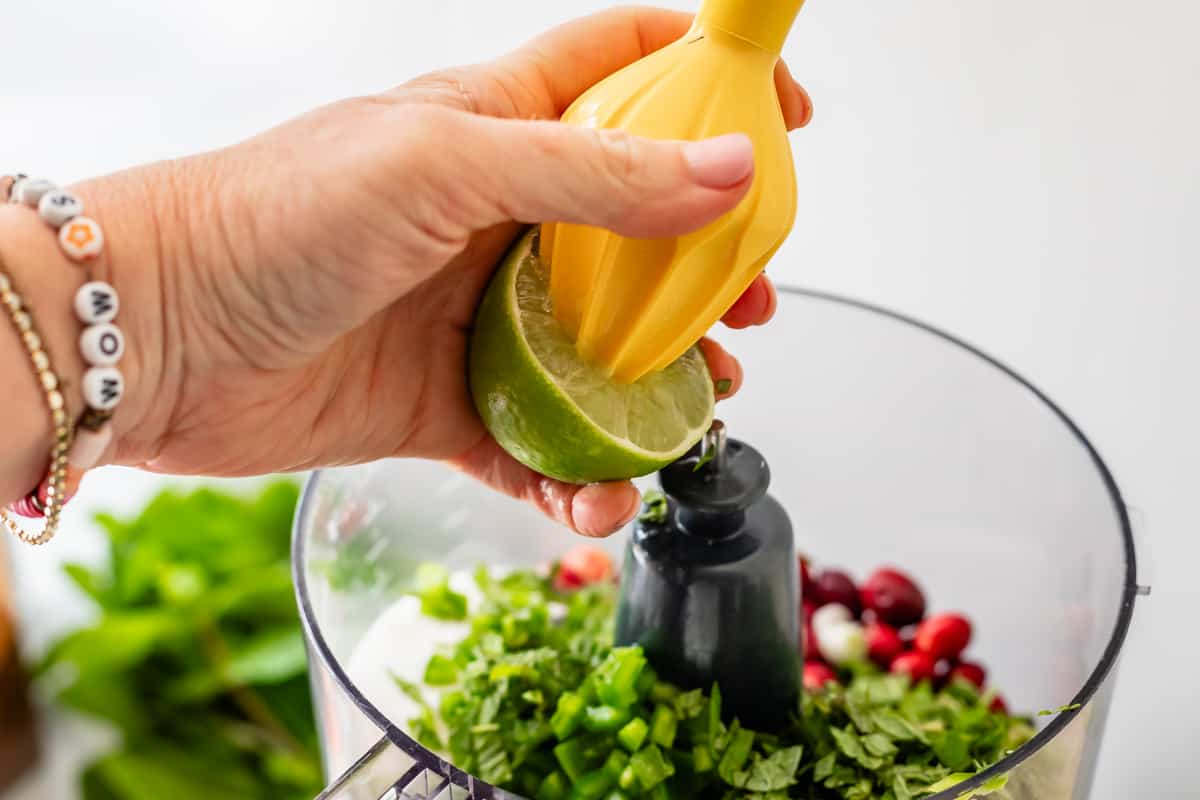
[[68, 425, 113, 469], [7, 494, 44, 519], [35, 468, 83, 510]]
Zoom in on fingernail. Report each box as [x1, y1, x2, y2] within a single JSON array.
[[683, 134, 754, 188], [796, 83, 814, 127], [747, 279, 772, 321]]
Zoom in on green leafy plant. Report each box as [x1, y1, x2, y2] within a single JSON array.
[[38, 481, 323, 800]]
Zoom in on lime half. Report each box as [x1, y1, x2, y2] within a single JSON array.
[[469, 229, 714, 484]]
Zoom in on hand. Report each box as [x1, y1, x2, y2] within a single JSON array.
[[80, 7, 813, 536]]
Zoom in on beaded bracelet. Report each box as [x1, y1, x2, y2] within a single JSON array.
[[1, 174, 125, 544], [0, 266, 73, 544]]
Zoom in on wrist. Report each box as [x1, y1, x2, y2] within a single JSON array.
[[0, 209, 88, 501], [0, 168, 170, 494], [67, 168, 174, 465]]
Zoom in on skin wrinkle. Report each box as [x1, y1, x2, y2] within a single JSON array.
[[249, 141, 328, 355], [139, 162, 208, 467], [305, 336, 365, 472], [138, 167, 186, 465]]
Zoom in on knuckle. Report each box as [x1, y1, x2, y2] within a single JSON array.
[[395, 68, 481, 113], [593, 128, 641, 184]]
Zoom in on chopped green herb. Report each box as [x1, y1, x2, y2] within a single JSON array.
[[411, 563, 1033, 799], [1037, 703, 1082, 716], [638, 491, 669, 524]]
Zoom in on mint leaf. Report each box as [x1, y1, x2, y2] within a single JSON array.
[[933, 730, 971, 771], [727, 745, 804, 792], [814, 751, 837, 782]]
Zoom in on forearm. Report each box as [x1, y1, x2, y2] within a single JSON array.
[[0, 169, 171, 502]]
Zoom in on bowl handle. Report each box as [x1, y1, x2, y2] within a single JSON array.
[[317, 736, 414, 800], [316, 734, 489, 800], [1125, 503, 1153, 599]]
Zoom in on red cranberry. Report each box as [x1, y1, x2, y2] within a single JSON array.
[[798, 555, 814, 597], [554, 545, 613, 591], [865, 622, 904, 668], [813, 569, 861, 616], [989, 693, 1009, 714], [948, 660, 987, 689], [890, 651, 936, 684], [860, 568, 926, 627], [802, 598, 819, 621], [915, 613, 972, 661], [803, 662, 838, 692]]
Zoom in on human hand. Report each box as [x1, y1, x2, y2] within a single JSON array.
[[70, 6, 813, 535]]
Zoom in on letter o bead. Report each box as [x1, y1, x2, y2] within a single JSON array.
[[80, 323, 124, 366]]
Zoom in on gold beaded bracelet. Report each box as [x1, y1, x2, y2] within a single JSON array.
[[0, 262, 73, 545]]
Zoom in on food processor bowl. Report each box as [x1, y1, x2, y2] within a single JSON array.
[[293, 286, 1144, 800]]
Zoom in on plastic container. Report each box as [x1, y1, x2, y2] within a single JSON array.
[[293, 286, 1146, 800]]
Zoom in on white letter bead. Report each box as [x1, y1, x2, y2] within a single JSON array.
[[80, 323, 124, 366], [59, 217, 104, 261], [16, 178, 56, 208], [74, 281, 119, 323], [38, 189, 83, 228], [67, 424, 114, 469], [82, 366, 123, 410], [8, 178, 27, 203]]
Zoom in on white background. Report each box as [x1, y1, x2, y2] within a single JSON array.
[[3, 0, 1196, 797]]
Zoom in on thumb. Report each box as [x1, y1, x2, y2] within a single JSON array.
[[457, 114, 755, 238]]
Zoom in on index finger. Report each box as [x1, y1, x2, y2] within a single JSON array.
[[401, 6, 811, 128]]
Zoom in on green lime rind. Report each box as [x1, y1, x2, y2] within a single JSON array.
[[469, 229, 714, 484]]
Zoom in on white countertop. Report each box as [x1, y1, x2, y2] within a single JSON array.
[[3, 1, 1195, 797]]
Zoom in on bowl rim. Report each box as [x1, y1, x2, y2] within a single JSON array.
[[292, 285, 1140, 800]]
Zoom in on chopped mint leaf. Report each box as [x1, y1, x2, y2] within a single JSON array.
[[715, 378, 733, 394], [925, 772, 972, 792], [693, 447, 716, 471], [638, 490, 669, 524], [407, 564, 1033, 800], [1037, 703, 1082, 716], [412, 564, 469, 620]]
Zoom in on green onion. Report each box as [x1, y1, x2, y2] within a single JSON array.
[[630, 745, 676, 790], [584, 705, 633, 733], [617, 718, 649, 753], [551, 692, 586, 741], [554, 739, 591, 782], [650, 705, 678, 748], [595, 647, 647, 709], [536, 770, 570, 800], [602, 750, 629, 779], [568, 768, 616, 800]]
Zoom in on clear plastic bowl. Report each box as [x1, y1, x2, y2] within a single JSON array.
[[293, 286, 1143, 800]]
